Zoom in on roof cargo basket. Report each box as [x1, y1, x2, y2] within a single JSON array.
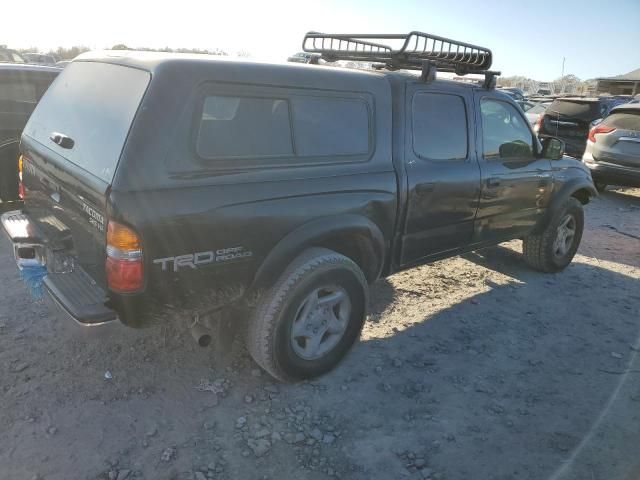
[[302, 31, 499, 86]]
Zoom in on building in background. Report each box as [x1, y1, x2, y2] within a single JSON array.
[[596, 68, 640, 95]]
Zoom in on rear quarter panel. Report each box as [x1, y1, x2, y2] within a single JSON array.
[[109, 62, 397, 306]]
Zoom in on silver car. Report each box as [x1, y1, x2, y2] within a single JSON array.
[[582, 103, 640, 192]]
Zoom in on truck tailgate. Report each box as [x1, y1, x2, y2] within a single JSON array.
[[2, 60, 151, 323], [21, 139, 109, 286]]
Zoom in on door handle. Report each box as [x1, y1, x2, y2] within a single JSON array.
[[486, 178, 501, 188], [50, 132, 75, 149]]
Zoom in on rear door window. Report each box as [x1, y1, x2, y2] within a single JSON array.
[[412, 92, 468, 160], [24, 62, 150, 183]]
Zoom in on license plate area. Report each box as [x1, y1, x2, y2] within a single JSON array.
[[13, 242, 47, 269]]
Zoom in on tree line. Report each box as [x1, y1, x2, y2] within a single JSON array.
[[498, 74, 597, 95], [15, 45, 248, 60]]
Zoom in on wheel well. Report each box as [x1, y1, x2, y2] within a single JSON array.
[[312, 233, 381, 284], [572, 188, 592, 205]]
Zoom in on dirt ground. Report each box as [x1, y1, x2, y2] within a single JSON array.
[[1, 187, 639, 480]]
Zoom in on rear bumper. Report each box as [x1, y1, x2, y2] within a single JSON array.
[[583, 159, 640, 187], [1, 210, 118, 325]]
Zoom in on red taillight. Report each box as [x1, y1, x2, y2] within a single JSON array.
[[106, 256, 143, 292], [18, 155, 24, 200], [106, 220, 143, 292], [534, 114, 543, 133], [588, 124, 615, 143]]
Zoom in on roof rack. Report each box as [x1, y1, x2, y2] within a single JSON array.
[[302, 31, 500, 86]]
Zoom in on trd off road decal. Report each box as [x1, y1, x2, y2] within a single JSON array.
[[153, 247, 253, 272]]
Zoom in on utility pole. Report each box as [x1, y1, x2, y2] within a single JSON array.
[[560, 57, 566, 94]]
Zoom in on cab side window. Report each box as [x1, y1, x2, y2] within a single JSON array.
[[197, 96, 293, 159], [195, 92, 371, 162], [481, 99, 533, 159]]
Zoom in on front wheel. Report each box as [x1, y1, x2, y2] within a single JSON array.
[[247, 248, 368, 382], [522, 197, 584, 273]]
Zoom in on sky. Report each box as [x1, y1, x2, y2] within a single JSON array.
[[4, 0, 639, 81]]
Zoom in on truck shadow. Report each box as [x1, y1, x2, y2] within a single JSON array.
[[324, 245, 640, 480]]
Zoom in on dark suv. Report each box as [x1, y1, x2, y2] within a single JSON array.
[[536, 96, 626, 158], [0, 63, 60, 203], [1, 32, 596, 381]]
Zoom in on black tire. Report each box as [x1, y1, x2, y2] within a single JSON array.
[[594, 181, 607, 193], [522, 197, 584, 273], [247, 247, 368, 382], [0, 140, 20, 202]]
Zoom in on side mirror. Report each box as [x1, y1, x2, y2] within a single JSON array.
[[541, 137, 565, 160], [499, 140, 532, 158]]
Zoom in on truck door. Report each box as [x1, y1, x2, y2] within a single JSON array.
[[400, 86, 481, 266], [473, 93, 553, 244]]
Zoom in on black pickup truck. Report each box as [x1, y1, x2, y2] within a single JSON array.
[[1, 32, 596, 381]]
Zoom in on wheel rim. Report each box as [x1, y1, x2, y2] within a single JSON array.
[[553, 213, 576, 258], [290, 285, 351, 360]]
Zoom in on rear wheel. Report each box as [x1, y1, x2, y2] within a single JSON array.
[[522, 197, 584, 273], [247, 248, 368, 382]]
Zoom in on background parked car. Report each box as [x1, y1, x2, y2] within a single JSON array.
[[0, 64, 60, 203], [536, 97, 627, 158], [287, 52, 321, 64], [0, 47, 26, 64], [22, 52, 57, 66], [519, 100, 549, 127], [582, 103, 640, 191], [497, 87, 525, 101]]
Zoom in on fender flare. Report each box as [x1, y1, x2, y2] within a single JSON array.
[[252, 214, 387, 290], [533, 177, 597, 234]]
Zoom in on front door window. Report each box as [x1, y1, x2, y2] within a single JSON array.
[[481, 99, 534, 159]]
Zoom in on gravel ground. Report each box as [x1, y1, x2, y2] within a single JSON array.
[[1, 187, 639, 480]]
